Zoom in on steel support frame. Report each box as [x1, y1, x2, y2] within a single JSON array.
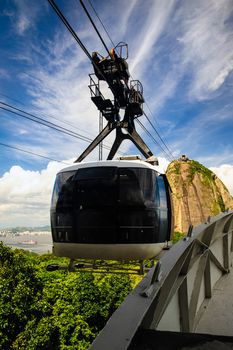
[[89, 212, 233, 350], [74, 120, 153, 163]]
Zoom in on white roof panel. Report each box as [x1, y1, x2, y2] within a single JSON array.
[[58, 159, 158, 174]]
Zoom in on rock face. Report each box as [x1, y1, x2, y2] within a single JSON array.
[[166, 158, 233, 234]]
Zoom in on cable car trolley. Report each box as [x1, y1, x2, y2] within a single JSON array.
[[49, 36, 174, 269]]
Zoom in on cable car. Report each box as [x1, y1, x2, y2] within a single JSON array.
[[49, 38, 174, 263], [50, 158, 173, 260]]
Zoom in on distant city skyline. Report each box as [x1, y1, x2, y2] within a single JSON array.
[[1, 0, 233, 227]]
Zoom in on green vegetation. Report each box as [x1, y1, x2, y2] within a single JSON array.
[[211, 195, 226, 215], [212, 201, 220, 216], [172, 231, 186, 243], [7, 225, 51, 234], [217, 195, 226, 212], [188, 160, 213, 185], [167, 161, 180, 175], [174, 164, 181, 175], [188, 161, 229, 214], [0, 243, 139, 349]]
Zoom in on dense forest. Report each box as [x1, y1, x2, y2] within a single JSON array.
[[0, 243, 142, 349]]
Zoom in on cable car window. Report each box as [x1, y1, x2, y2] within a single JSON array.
[[119, 168, 142, 206], [51, 171, 76, 209], [74, 167, 117, 181], [74, 167, 118, 207], [156, 176, 167, 208], [119, 168, 156, 206]]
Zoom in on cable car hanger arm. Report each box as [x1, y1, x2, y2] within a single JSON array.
[[74, 119, 156, 163]]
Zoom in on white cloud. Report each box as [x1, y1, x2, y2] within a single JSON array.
[[18, 129, 29, 136], [210, 61, 233, 91], [110, 0, 138, 42], [0, 160, 69, 228], [130, 0, 176, 78], [210, 164, 233, 195], [12, 0, 42, 35], [178, 0, 233, 100], [135, 0, 233, 119], [17, 14, 30, 34], [13, 34, 103, 159], [155, 157, 170, 174], [146, 72, 180, 112]]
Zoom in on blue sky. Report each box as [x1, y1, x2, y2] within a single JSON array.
[[0, 0, 233, 227]]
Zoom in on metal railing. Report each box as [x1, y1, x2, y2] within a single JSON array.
[[89, 211, 233, 350]]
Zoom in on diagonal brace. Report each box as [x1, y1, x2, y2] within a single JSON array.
[[74, 123, 113, 162]]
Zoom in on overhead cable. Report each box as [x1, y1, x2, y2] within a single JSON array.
[[47, 0, 92, 61], [0, 102, 92, 143], [79, 0, 109, 55], [0, 92, 128, 153], [87, 0, 116, 51], [0, 101, 123, 154], [47, 0, 120, 98], [0, 141, 70, 165], [136, 119, 173, 161], [0, 92, 102, 141], [143, 111, 175, 160], [85, 0, 175, 160]]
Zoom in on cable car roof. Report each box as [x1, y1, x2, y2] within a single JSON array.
[[58, 159, 159, 174]]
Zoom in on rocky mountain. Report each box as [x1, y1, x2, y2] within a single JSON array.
[[166, 156, 233, 234]]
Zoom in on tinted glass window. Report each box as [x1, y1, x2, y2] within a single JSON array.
[[75, 184, 117, 208], [119, 168, 156, 206], [51, 171, 76, 209], [119, 168, 143, 206], [51, 167, 118, 209], [75, 167, 118, 207], [74, 167, 117, 181], [156, 176, 168, 208]]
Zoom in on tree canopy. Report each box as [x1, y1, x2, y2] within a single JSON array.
[[0, 243, 137, 349]]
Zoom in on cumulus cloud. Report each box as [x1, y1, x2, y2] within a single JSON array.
[[210, 164, 233, 195], [0, 160, 68, 228], [155, 157, 170, 173]]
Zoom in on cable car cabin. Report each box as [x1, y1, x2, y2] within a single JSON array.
[[50, 160, 173, 261]]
